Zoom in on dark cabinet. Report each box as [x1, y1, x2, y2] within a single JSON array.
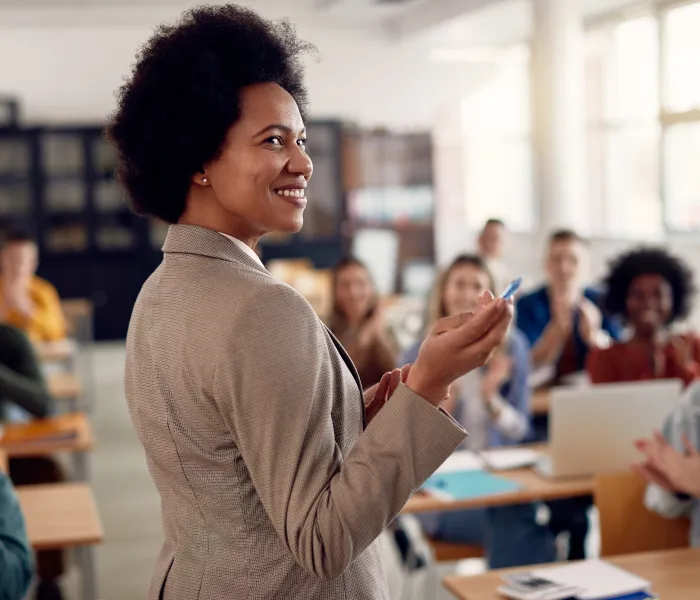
[[0, 121, 347, 339]]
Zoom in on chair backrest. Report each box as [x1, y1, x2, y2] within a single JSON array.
[[594, 470, 690, 556]]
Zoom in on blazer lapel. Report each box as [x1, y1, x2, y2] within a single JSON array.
[[325, 326, 367, 429]]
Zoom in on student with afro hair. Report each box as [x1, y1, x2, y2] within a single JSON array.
[[587, 247, 699, 386]]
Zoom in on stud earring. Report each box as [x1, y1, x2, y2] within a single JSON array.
[[202, 177, 208, 184]]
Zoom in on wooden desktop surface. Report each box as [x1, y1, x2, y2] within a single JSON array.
[[402, 445, 593, 514], [34, 339, 77, 363], [17, 482, 104, 550], [443, 547, 700, 600], [47, 371, 82, 399], [0, 412, 94, 457]]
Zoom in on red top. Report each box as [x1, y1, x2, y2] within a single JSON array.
[[587, 334, 700, 387]]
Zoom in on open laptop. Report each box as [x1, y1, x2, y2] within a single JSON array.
[[537, 379, 682, 480]]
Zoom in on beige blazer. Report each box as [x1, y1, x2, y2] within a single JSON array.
[[125, 225, 465, 600]]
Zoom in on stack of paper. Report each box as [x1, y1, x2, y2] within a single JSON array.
[[480, 448, 542, 471], [498, 560, 656, 600]]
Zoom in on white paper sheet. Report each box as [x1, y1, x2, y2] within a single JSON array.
[[531, 559, 650, 600], [480, 448, 542, 471], [435, 451, 484, 474]]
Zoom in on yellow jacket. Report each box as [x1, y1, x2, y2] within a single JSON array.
[[0, 276, 67, 342]]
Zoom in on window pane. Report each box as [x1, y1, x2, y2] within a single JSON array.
[[601, 124, 661, 237], [603, 17, 658, 122], [463, 136, 534, 232], [664, 2, 700, 112], [461, 45, 533, 232], [664, 122, 700, 230]]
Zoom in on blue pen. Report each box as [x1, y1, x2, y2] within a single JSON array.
[[500, 277, 523, 300]]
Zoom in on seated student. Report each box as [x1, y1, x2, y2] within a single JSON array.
[[0, 230, 67, 343], [0, 324, 65, 600], [400, 255, 556, 569], [516, 229, 622, 380], [516, 230, 622, 562], [588, 248, 700, 386], [0, 471, 34, 600], [328, 257, 397, 388], [633, 381, 700, 546]]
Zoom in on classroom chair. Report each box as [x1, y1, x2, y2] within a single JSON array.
[[426, 539, 485, 562], [594, 470, 690, 556]]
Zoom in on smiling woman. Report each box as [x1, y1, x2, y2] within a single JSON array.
[[106, 5, 514, 600], [587, 247, 700, 386]]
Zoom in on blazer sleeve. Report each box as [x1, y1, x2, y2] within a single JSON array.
[[213, 286, 466, 581]]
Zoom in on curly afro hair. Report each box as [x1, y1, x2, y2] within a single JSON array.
[[602, 247, 696, 324], [106, 4, 315, 223]]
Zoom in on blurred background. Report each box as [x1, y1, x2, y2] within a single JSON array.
[[1, 0, 699, 599]]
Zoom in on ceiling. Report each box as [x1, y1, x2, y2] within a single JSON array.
[[0, 0, 649, 37]]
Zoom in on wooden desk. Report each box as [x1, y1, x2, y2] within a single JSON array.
[[47, 371, 82, 400], [0, 410, 92, 453], [18, 482, 103, 600], [17, 482, 103, 550], [443, 547, 700, 600], [34, 339, 78, 364], [531, 388, 550, 416], [402, 446, 593, 514]]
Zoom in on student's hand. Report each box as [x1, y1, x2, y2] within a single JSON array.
[[356, 307, 385, 349], [406, 292, 513, 407], [550, 292, 573, 337], [577, 297, 603, 348], [668, 335, 695, 370], [633, 431, 700, 498]]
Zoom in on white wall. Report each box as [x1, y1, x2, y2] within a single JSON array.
[[0, 5, 491, 129]]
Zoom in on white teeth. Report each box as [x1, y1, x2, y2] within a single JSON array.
[[276, 189, 305, 198]]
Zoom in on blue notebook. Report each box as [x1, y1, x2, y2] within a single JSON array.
[[423, 469, 521, 500]]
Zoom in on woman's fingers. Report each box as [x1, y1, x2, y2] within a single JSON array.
[[371, 372, 391, 405], [448, 298, 509, 346], [457, 306, 512, 365], [387, 368, 402, 399], [631, 462, 674, 492], [400, 363, 412, 383]]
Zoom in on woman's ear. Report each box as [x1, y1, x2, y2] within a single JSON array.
[[192, 168, 209, 187]]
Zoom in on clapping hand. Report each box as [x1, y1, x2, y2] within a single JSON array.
[[578, 297, 603, 348], [364, 364, 452, 424], [633, 431, 700, 498], [364, 365, 411, 424]]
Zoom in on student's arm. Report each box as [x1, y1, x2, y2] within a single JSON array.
[[489, 333, 530, 442], [666, 335, 700, 386], [373, 330, 398, 378], [0, 474, 34, 600], [0, 327, 54, 418], [214, 286, 466, 581], [7, 281, 66, 343], [30, 282, 67, 343]]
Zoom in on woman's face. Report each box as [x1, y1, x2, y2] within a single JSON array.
[[202, 83, 313, 237], [443, 264, 491, 317], [335, 264, 375, 323], [626, 273, 674, 336]]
